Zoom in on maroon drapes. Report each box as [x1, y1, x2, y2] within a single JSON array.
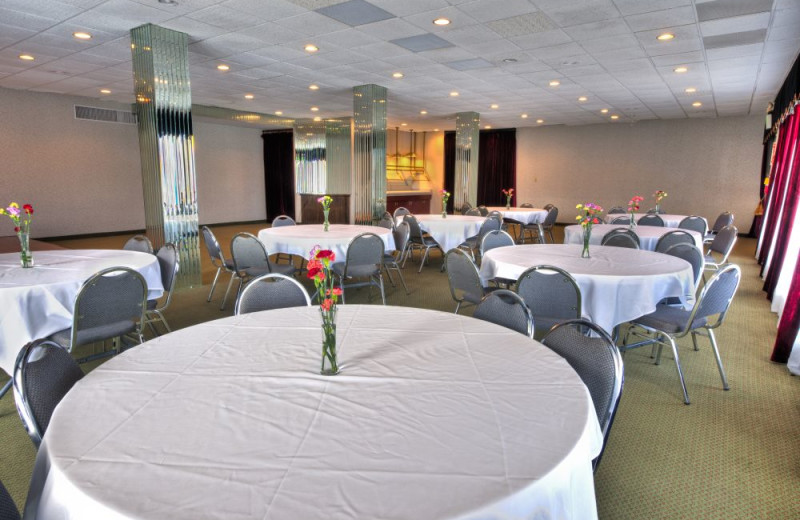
[[444, 131, 455, 213], [477, 129, 516, 206], [772, 260, 800, 362]]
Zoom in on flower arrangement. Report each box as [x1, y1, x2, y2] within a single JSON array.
[[318, 195, 333, 231], [440, 189, 450, 218], [653, 190, 667, 213], [0, 202, 35, 268], [576, 203, 603, 258], [628, 195, 643, 229], [502, 188, 514, 209], [307, 246, 343, 375]]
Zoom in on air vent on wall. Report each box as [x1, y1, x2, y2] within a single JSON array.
[[74, 105, 138, 124]]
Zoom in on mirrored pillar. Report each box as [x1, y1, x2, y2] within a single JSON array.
[[454, 112, 480, 209], [130, 23, 200, 287], [353, 84, 387, 225]]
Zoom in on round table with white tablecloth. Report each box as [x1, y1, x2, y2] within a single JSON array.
[[603, 213, 702, 228], [399, 214, 484, 252], [479, 244, 696, 334], [29, 305, 604, 520], [563, 224, 703, 250], [257, 224, 394, 261], [483, 206, 548, 224]]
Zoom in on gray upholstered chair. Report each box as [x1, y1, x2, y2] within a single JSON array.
[[271, 215, 297, 264], [123, 234, 153, 254], [664, 243, 705, 289], [479, 229, 514, 257], [331, 232, 386, 304], [465, 207, 482, 216], [0, 478, 19, 520], [13, 339, 84, 448], [704, 212, 734, 243], [227, 232, 297, 310], [515, 265, 582, 340], [477, 205, 489, 216], [201, 226, 236, 304], [47, 266, 148, 363], [393, 207, 410, 219], [144, 242, 179, 336], [445, 248, 494, 314], [608, 206, 627, 214], [637, 213, 665, 226], [655, 230, 696, 253], [621, 264, 742, 404], [704, 224, 737, 273], [542, 319, 624, 471], [678, 215, 707, 236], [610, 215, 632, 225], [383, 221, 410, 294], [234, 273, 311, 315], [601, 229, 640, 249], [403, 215, 443, 272], [473, 289, 534, 338], [459, 217, 501, 261], [378, 214, 394, 230], [520, 203, 534, 208], [459, 202, 473, 215], [520, 206, 557, 244]]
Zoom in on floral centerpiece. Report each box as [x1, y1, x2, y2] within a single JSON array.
[[318, 195, 333, 231], [307, 246, 343, 375], [654, 190, 668, 213], [628, 195, 643, 229], [502, 188, 514, 210], [440, 189, 450, 218], [576, 202, 603, 258], [0, 202, 34, 268]]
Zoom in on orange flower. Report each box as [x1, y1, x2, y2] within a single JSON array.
[[321, 298, 333, 311]]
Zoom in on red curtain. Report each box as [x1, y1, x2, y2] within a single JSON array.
[[444, 131, 455, 213]]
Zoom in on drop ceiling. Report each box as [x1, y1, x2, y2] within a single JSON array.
[[0, 0, 798, 130]]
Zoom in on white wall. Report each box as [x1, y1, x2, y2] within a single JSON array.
[[516, 115, 764, 230]]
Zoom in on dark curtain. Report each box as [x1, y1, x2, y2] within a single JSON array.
[[262, 130, 295, 222], [444, 131, 455, 213], [477, 129, 516, 206], [749, 135, 774, 237], [768, 52, 800, 138]]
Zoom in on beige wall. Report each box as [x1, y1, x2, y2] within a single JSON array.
[[516, 115, 764, 230]]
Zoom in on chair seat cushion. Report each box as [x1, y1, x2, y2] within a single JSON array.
[[634, 304, 707, 333], [333, 262, 379, 278], [48, 320, 137, 349], [147, 299, 158, 310]]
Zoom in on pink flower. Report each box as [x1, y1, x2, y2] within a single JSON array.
[[332, 287, 342, 296], [321, 298, 333, 311]]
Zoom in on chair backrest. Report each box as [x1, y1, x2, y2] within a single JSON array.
[[480, 230, 514, 257], [610, 215, 631, 225], [154, 243, 180, 307], [403, 214, 425, 242], [543, 203, 554, 210], [608, 206, 626, 214], [709, 224, 738, 262], [473, 290, 534, 337], [392, 221, 410, 255], [691, 264, 742, 329], [678, 216, 707, 236], [541, 319, 623, 471], [445, 248, 484, 305], [393, 207, 410, 219], [543, 206, 559, 227], [655, 230, 696, 253], [71, 267, 148, 348], [477, 217, 502, 239], [378, 215, 394, 230], [663, 243, 705, 288], [487, 210, 504, 220], [13, 339, 84, 447], [637, 213, 664, 227], [234, 273, 311, 315], [343, 233, 384, 275], [601, 229, 640, 249], [515, 265, 581, 335], [123, 234, 153, 254], [465, 208, 482, 216], [231, 232, 270, 273], [272, 215, 296, 227], [520, 202, 534, 208], [0, 477, 19, 520], [201, 225, 226, 265], [711, 211, 734, 233], [477, 205, 489, 216], [459, 202, 473, 215]]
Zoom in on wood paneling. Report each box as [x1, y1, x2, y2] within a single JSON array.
[[301, 194, 350, 224], [387, 193, 431, 215]]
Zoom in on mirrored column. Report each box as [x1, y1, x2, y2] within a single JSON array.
[[353, 84, 387, 225], [455, 112, 480, 209]]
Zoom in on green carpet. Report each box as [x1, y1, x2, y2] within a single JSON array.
[[1, 227, 798, 518]]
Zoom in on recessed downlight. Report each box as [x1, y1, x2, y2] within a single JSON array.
[[73, 31, 92, 40], [549, 80, 560, 87], [420, 110, 428, 115], [685, 87, 697, 93], [485, 125, 492, 129], [275, 111, 283, 116], [244, 93, 254, 100], [217, 64, 230, 71], [304, 44, 319, 52], [309, 84, 319, 90], [392, 72, 404, 78], [673, 66, 688, 73], [692, 101, 702, 107], [310, 106, 319, 112], [19, 54, 34, 61], [610, 114, 620, 120], [433, 17, 450, 26], [657, 33, 675, 41], [536, 119, 544, 124], [401, 123, 408, 126], [600, 108, 609, 114], [521, 114, 528, 119], [449, 91, 459, 97], [100, 89, 111, 94], [578, 96, 588, 102], [313, 116, 321, 121], [433, 128, 440, 131], [490, 104, 499, 109], [503, 58, 518, 63]]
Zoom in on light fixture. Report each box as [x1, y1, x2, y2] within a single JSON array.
[[304, 44, 319, 52], [217, 64, 230, 71], [657, 33, 675, 41], [503, 58, 518, 63], [401, 123, 408, 126], [310, 106, 319, 112], [244, 93, 254, 100], [420, 110, 428, 115], [19, 54, 34, 61], [490, 104, 499, 109], [392, 72, 404, 78], [313, 116, 321, 121], [275, 111, 283, 115], [73, 31, 92, 40], [685, 87, 697, 93], [578, 96, 588, 102], [536, 119, 544, 124], [549, 80, 560, 87], [600, 108, 609, 114], [521, 114, 528, 119], [309, 84, 319, 90], [100, 88, 111, 94], [673, 66, 688, 73], [610, 114, 620, 120], [485, 125, 492, 129], [433, 17, 450, 26], [449, 91, 459, 97], [692, 101, 702, 107], [433, 128, 440, 131]]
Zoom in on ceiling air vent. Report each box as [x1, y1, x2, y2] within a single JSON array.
[[74, 105, 138, 124]]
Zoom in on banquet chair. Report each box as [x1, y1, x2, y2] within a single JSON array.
[[542, 319, 623, 471], [332, 233, 386, 305], [601, 228, 640, 249], [487, 210, 504, 220], [459, 217, 501, 261], [465, 207, 482, 216], [520, 205, 558, 244], [47, 266, 148, 363], [378, 214, 394, 230], [227, 233, 297, 311], [234, 273, 311, 315], [201, 226, 236, 304], [459, 202, 473, 215], [123, 234, 153, 254], [445, 248, 496, 314], [477, 205, 489, 216], [678, 215, 707, 236], [479, 229, 514, 257], [610, 215, 631, 225], [704, 212, 734, 243], [608, 206, 627, 214], [515, 265, 582, 340], [0, 478, 19, 520], [393, 207, 410, 219], [621, 264, 741, 404], [544, 203, 555, 210], [473, 290, 534, 338], [271, 214, 297, 264], [704, 225, 738, 274], [13, 339, 84, 448], [403, 215, 444, 273], [660, 243, 705, 307], [638, 213, 665, 227], [383, 221, 410, 295], [520, 202, 534, 208], [655, 230, 696, 253], [143, 242, 179, 336]]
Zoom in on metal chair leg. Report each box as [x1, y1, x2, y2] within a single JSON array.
[[707, 329, 730, 390], [207, 266, 222, 302], [665, 335, 690, 405], [220, 274, 237, 311], [378, 274, 386, 305]]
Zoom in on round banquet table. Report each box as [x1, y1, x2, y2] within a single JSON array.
[[0, 249, 163, 376], [257, 224, 394, 261], [603, 213, 702, 228], [29, 305, 604, 520], [398, 214, 484, 252], [479, 244, 696, 334], [483, 206, 548, 225], [563, 224, 703, 250]]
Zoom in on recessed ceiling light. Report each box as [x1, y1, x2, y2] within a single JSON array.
[[485, 125, 492, 129], [19, 54, 34, 61], [304, 44, 319, 52], [244, 93, 254, 100], [521, 114, 528, 119], [685, 87, 697, 93], [692, 101, 702, 107], [159, 0, 178, 4], [275, 111, 283, 115], [313, 116, 321, 121], [310, 106, 319, 112], [420, 110, 427, 115], [490, 104, 499, 109], [309, 84, 319, 90], [100, 89, 111, 94], [657, 33, 675, 41], [433, 128, 440, 131], [73, 31, 92, 40], [503, 58, 518, 63], [392, 72, 404, 78], [673, 66, 688, 73], [578, 96, 588, 102], [401, 123, 408, 126], [433, 17, 450, 26], [610, 114, 620, 120], [217, 64, 230, 71], [536, 119, 544, 124], [600, 108, 609, 114], [549, 80, 560, 87], [450, 91, 459, 97]]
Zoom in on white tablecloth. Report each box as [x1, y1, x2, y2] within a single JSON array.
[[484, 207, 548, 224], [563, 224, 703, 250], [603, 213, 698, 228], [0, 250, 163, 375], [30, 305, 603, 520], [257, 224, 394, 261], [401, 214, 485, 252], [480, 244, 695, 333]]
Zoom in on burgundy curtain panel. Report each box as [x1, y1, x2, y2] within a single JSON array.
[[444, 131, 456, 213], [477, 129, 517, 206], [262, 130, 295, 222]]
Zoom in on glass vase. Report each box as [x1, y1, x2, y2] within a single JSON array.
[[323, 208, 330, 232], [442, 209, 447, 219], [18, 232, 34, 268], [506, 198, 511, 211], [655, 203, 661, 214], [320, 308, 339, 375], [629, 213, 637, 230], [581, 226, 591, 258]]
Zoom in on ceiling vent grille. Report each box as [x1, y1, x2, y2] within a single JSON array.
[[74, 105, 138, 124]]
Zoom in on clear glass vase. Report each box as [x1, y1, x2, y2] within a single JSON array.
[[442, 210, 447, 219], [320, 308, 339, 375], [323, 209, 330, 232], [581, 226, 591, 258], [506, 198, 511, 210], [18, 232, 34, 268], [629, 213, 637, 230]]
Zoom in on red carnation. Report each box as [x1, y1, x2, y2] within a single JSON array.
[[14, 226, 20, 232], [23, 204, 33, 215], [315, 249, 335, 260], [307, 267, 322, 280], [321, 298, 333, 311]]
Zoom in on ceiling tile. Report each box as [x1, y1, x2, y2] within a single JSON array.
[[316, 0, 394, 26], [625, 6, 696, 32]]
